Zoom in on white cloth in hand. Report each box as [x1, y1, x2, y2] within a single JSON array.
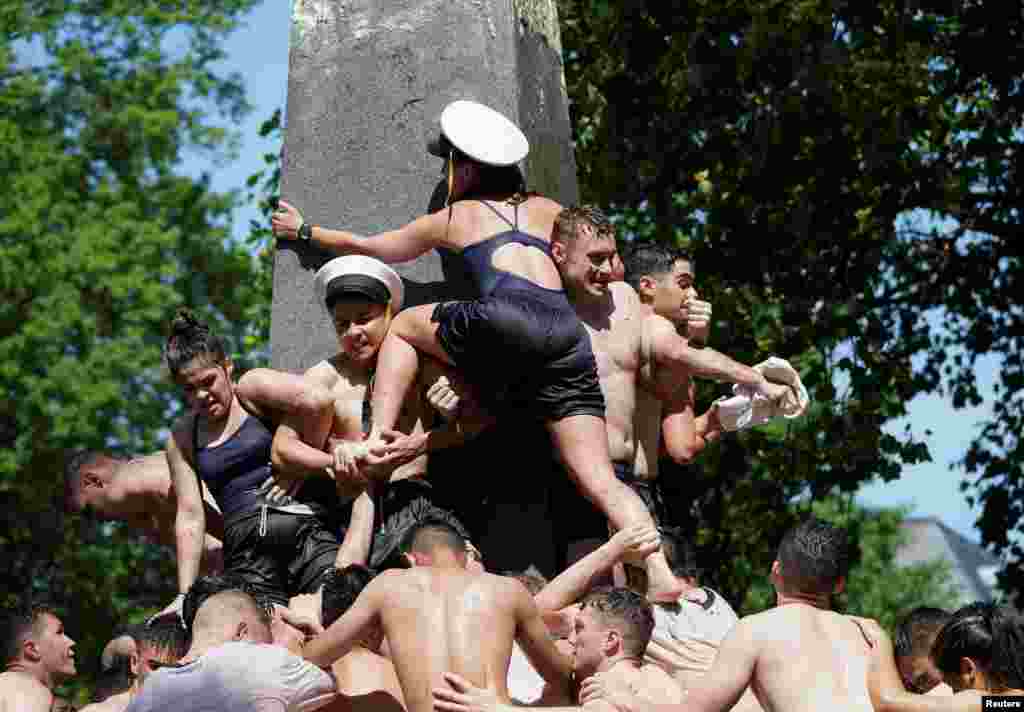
[[714, 356, 809, 432]]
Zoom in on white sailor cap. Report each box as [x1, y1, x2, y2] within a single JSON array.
[[426, 100, 529, 167], [314, 256, 404, 313]]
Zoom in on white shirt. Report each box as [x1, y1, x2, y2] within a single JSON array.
[[645, 587, 739, 675], [125, 641, 336, 712], [507, 642, 545, 704]]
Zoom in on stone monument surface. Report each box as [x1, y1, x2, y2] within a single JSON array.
[[271, 0, 578, 577], [271, 0, 577, 372]]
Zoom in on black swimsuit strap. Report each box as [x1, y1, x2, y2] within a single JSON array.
[[478, 199, 517, 230]]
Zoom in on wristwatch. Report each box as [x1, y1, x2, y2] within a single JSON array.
[[298, 222, 313, 241]]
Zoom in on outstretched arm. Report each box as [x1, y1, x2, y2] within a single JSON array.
[[535, 525, 660, 614], [647, 313, 768, 391], [272, 199, 448, 264]]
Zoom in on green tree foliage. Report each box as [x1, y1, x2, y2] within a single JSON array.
[[742, 496, 959, 629], [0, 1, 259, 703], [557, 0, 1022, 601]]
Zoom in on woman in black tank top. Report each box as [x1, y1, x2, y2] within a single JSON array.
[[270, 100, 686, 602], [152, 310, 343, 618]]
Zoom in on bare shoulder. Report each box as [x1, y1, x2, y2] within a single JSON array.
[[639, 663, 684, 702], [524, 193, 562, 211], [644, 311, 680, 341], [0, 673, 51, 711], [167, 412, 197, 463]]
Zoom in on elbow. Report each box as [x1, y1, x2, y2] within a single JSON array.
[[666, 438, 701, 464], [270, 434, 298, 474], [270, 440, 288, 471], [176, 512, 204, 541], [301, 385, 335, 417]]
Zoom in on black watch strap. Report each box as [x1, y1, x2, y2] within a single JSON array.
[[298, 222, 313, 241]]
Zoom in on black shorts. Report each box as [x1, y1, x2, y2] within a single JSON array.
[[369, 478, 472, 569], [432, 290, 605, 422], [223, 507, 344, 606]]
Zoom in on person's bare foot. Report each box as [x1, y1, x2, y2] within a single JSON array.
[[644, 551, 686, 603]]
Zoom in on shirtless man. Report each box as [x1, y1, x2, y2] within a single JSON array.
[[63, 364, 334, 573], [268, 256, 490, 566], [579, 518, 874, 712], [626, 244, 724, 480], [81, 618, 188, 712], [303, 520, 573, 712], [893, 607, 953, 696], [319, 565, 406, 712], [0, 604, 76, 712], [549, 207, 790, 560], [64, 450, 225, 573], [434, 587, 682, 712]]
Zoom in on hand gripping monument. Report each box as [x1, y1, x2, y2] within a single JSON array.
[[272, 0, 578, 369], [271, 0, 579, 576]]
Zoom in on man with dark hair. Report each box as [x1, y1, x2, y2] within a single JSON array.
[[893, 606, 953, 695], [63, 449, 225, 575], [579, 518, 874, 712], [624, 244, 723, 472], [305, 520, 572, 712], [0, 603, 76, 712], [180, 573, 255, 636], [126, 590, 335, 712], [318, 565, 405, 712], [133, 618, 189, 689]]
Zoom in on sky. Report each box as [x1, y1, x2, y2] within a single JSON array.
[[197, 1, 996, 546]]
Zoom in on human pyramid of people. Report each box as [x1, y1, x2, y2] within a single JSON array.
[[3, 100, 1022, 712]]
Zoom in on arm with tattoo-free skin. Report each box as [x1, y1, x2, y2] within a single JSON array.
[[334, 486, 376, 569], [646, 314, 779, 394], [854, 617, 980, 712], [661, 380, 723, 464], [272, 200, 448, 264], [534, 525, 661, 615], [154, 422, 206, 620], [511, 579, 574, 696], [304, 570, 394, 668]]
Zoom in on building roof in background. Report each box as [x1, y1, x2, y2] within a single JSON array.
[[897, 517, 1001, 604]]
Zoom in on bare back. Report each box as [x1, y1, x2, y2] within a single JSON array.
[[379, 568, 524, 712], [445, 195, 564, 291], [327, 649, 406, 712], [748, 605, 873, 712]]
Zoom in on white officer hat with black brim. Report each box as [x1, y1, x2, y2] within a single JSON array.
[[426, 100, 529, 166], [314, 255, 404, 314]]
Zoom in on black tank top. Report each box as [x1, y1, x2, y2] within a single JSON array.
[[459, 200, 565, 298], [193, 414, 273, 520]]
